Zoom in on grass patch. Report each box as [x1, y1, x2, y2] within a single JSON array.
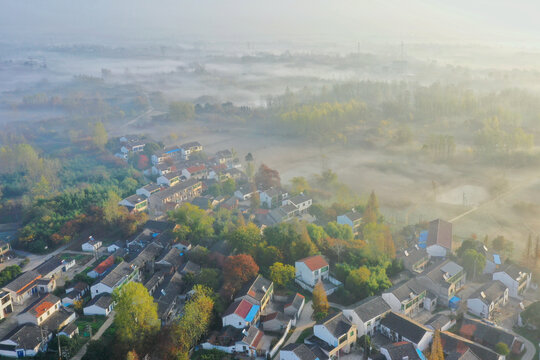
[[59, 253, 92, 264], [296, 327, 313, 344], [76, 315, 106, 336]]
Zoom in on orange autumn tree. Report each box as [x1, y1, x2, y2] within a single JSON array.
[[222, 254, 259, 297], [312, 282, 330, 321]]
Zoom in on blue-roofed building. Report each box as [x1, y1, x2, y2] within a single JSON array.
[[222, 299, 261, 329], [479, 245, 503, 274], [418, 231, 428, 249]]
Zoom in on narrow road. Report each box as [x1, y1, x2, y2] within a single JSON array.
[[284, 301, 314, 346], [71, 312, 115, 360]]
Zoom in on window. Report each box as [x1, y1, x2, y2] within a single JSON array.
[[239, 322, 242, 326]]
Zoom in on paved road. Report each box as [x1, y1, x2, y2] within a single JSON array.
[[284, 301, 314, 346], [71, 312, 116, 360]]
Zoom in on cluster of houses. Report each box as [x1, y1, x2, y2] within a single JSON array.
[[276, 218, 533, 360]]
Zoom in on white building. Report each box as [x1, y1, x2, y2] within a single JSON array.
[[295, 255, 329, 288], [312, 312, 356, 355], [83, 293, 114, 316], [337, 211, 363, 234], [282, 194, 312, 213], [378, 312, 433, 351], [279, 343, 320, 360], [222, 299, 260, 329], [0, 324, 51, 358], [426, 219, 453, 257], [467, 280, 508, 319], [81, 238, 102, 252], [90, 262, 138, 298], [492, 264, 531, 299], [343, 296, 391, 337]]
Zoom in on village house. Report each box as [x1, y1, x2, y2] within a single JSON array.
[[180, 141, 203, 160], [152, 162, 174, 176], [0, 292, 13, 320], [260, 311, 291, 332], [2, 270, 42, 304], [282, 193, 312, 214], [0, 324, 52, 358], [378, 312, 433, 351], [308, 312, 357, 357], [157, 171, 182, 187], [268, 204, 299, 224], [144, 271, 166, 296], [295, 255, 329, 288], [222, 299, 260, 329], [119, 194, 148, 213], [424, 313, 455, 331], [36, 278, 56, 294], [379, 341, 423, 360], [399, 246, 430, 274], [136, 183, 162, 198], [343, 296, 391, 337], [382, 278, 435, 316], [0, 240, 11, 258], [148, 178, 203, 215], [156, 271, 184, 324], [426, 219, 453, 257], [90, 262, 139, 298], [492, 263, 532, 298], [84, 293, 114, 316], [284, 293, 305, 321], [17, 294, 76, 332], [235, 275, 274, 311], [467, 280, 508, 319], [279, 343, 322, 360], [202, 325, 265, 358], [62, 282, 89, 306], [81, 237, 102, 252], [459, 317, 524, 355], [58, 322, 79, 338], [88, 255, 115, 279], [35, 256, 74, 279], [152, 145, 182, 165], [259, 187, 288, 209], [478, 245, 503, 274], [120, 137, 146, 155], [182, 164, 207, 180], [235, 184, 258, 200], [418, 260, 466, 307], [337, 210, 363, 235], [440, 330, 504, 360], [215, 149, 233, 165]]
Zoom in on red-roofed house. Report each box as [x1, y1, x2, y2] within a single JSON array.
[[88, 255, 115, 279], [222, 299, 261, 329], [17, 294, 61, 326], [426, 219, 453, 257], [182, 164, 207, 180], [295, 255, 330, 287]]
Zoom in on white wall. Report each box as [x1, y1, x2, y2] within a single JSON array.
[[426, 244, 447, 257], [222, 313, 249, 329], [279, 350, 301, 360], [90, 283, 113, 299], [467, 298, 489, 318], [314, 324, 337, 347], [382, 293, 401, 313], [83, 305, 110, 316]]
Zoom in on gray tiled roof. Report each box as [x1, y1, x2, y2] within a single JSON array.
[[380, 312, 430, 344], [85, 293, 113, 309], [2, 324, 49, 350], [319, 312, 353, 338], [100, 262, 136, 288], [381, 342, 421, 360], [3, 270, 41, 293], [350, 296, 391, 322], [470, 280, 507, 304]]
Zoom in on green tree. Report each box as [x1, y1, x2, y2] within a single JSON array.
[[169, 101, 195, 122], [312, 282, 329, 321], [346, 266, 371, 298], [92, 121, 108, 150], [494, 342, 510, 356], [228, 223, 261, 254], [290, 176, 310, 195], [174, 285, 214, 360], [113, 282, 160, 349], [269, 262, 295, 288], [324, 221, 353, 241], [102, 190, 123, 226], [221, 178, 236, 196], [171, 203, 215, 244], [362, 190, 379, 226], [492, 235, 513, 257], [461, 249, 486, 280], [195, 268, 221, 291]]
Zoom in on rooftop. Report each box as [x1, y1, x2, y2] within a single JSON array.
[[223, 299, 260, 322], [86, 293, 113, 309], [3, 270, 42, 294], [427, 218, 453, 249], [238, 275, 272, 303], [100, 262, 136, 288], [440, 331, 500, 360], [19, 293, 60, 318], [181, 141, 202, 149], [459, 317, 516, 349], [350, 296, 391, 322], [1, 324, 49, 350], [34, 256, 64, 276], [151, 178, 201, 201], [381, 341, 422, 360], [319, 312, 354, 338], [281, 343, 318, 360], [122, 194, 147, 205], [297, 255, 328, 271], [91, 255, 115, 275], [379, 312, 431, 344], [288, 193, 311, 206], [424, 313, 452, 330], [469, 280, 507, 304]]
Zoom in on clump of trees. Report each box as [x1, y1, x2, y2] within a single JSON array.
[[0, 265, 22, 286]]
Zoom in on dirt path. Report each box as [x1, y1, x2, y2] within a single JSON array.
[[71, 311, 116, 360]]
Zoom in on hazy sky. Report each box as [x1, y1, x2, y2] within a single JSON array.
[[2, 0, 540, 46]]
